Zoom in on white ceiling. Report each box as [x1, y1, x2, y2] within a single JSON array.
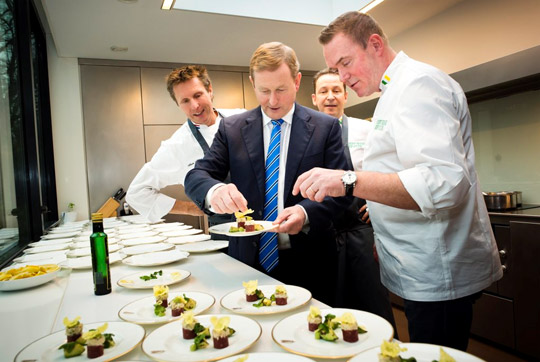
[[38, 0, 465, 71]]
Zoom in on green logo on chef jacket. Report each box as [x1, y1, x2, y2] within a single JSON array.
[[374, 119, 387, 131], [348, 141, 365, 149]]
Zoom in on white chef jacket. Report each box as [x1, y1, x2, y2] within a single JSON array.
[[126, 108, 245, 222], [363, 51, 503, 301], [343, 115, 372, 171]]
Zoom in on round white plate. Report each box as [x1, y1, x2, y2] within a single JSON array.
[[14, 250, 67, 263], [118, 291, 215, 324], [221, 285, 311, 315], [121, 242, 174, 256], [117, 268, 191, 289], [25, 243, 72, 254], [59, 252, 124, 269], [143, 314, 261, 362], [209, 221, 278, 237], [349, 342, 485, 362], [160, 228, 203, 237], [119, 231, 159, 240], [71, 239, 118, 249], [66, 244, 122, 258], [14, 321, 145, 362], [41, 231, 80, 239], [0, 265, 60, 291], [48, 227, 82, 234], [122, 250, 189, 267], [29, 238, 74, 247], [166, 234, 211, 245], [176, 240, 229, 253], [272, 308, 394, 359], [151, 222, 184, 230], [120, 235, 167, 247], [116, 224, 151, 232], [220, 352, 316, 362]]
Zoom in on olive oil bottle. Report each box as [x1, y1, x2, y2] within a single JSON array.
[[90, 213, 111, 295]]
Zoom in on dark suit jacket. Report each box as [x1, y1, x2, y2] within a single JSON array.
[[185, 103, 350, 268]]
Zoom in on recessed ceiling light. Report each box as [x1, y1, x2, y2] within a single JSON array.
[[117, 0, 138, 4], [359, 0, 385, 13], [110, 46, 128, 52], [161, 0, 176, 10]]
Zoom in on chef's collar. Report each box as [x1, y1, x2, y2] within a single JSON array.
[[191, 109, 221, 129], [379, 51, 409, 93], [262, 103, 295, 127]]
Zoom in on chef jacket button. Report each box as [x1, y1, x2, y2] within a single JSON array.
[[258, 211, 262, 216]]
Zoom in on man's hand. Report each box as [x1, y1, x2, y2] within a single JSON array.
[[210, 184, 248, 214], [293, 167, 347, 202], [273, 206, 305, 235], [359, 204, 371, 224]]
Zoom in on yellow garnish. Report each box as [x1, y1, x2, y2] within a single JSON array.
[[234, 209, 254, 219], [153, 285, 169, 297], [170, 272, 182, 280], [181, 310, 196, 325], [439, 347, 456, 362], [308, 306, 321, 319], [242, 280, 258, 294], [336, 312, 357, 325], [275, 285, 287, 294], [0, 264, 58, 281], [233, 355, 249, 362], [119, 279, 133, 284], [210, 316, 230, 332], [63, 316, 81, 328], [380, 340, 407, 357], [82, 322, 108, 340]]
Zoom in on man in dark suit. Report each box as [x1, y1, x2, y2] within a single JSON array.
[[184, 42, 350, 304]]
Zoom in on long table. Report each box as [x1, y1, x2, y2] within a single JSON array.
[[1, 250, 347, 361]]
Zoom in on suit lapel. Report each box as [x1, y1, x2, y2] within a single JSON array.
[[240, 107, 266, 200], [284, 104, 314, 201]]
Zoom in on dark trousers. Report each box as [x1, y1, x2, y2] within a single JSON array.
[[403, 292, 481, 351]]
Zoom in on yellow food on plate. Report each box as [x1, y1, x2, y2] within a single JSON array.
[[0, 264, 59, 281], [234, 209, 254, 219], [439, 347, 456, 362]]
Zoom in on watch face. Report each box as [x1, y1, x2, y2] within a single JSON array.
[[342, 171, 356, 184]]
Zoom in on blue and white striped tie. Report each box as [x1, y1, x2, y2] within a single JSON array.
[[259, 119, 283, 272]]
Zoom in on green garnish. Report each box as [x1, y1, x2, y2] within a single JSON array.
[[358, 326, 367, 334], [103, 333, 115, 348], [183, 294, 197, 310], [154, 303, 166, 317], [314, 314, 340, 342], [140, 270, 163, 281], [58, 341, 85, 358], [228, 226, 245, 233], [189, 323, 211, 351]]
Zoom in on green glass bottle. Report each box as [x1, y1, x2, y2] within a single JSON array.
[[90, 213, 111, 295]]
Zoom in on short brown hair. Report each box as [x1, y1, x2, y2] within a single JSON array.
[[166, 65, 212, 104], [313, 68, 346, 93], [319, 11, 387, 48], [249, 42, 300, 81]]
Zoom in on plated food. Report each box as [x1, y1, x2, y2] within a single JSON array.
[[272, 308, 394, 359], [0, 264, 60, 291], [14, 321, 145, 362], [117, 268, 191, 289], [209, 221, 278, 237], [221, 282, 311, 315], [142, 314, 261, 362]]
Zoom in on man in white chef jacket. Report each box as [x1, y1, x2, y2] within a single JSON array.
[[126, 65, 244, 225], [295, 12, 503, 350], [311, 67, 396, 330]]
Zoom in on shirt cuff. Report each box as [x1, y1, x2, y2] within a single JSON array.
[[206, 183, 226, 213], [296, 205, 310, 233], [398, 166, 436, 218]]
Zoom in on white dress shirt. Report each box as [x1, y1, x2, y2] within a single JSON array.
[[126, 108, 245, 222], [343, 115, 373, 170], [364, 51, 503, 301]]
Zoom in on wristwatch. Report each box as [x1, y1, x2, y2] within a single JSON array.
[[341, 171, 357, 196]]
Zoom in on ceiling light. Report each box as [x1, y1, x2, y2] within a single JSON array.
[[161, 0, 176, 10], [110, 46, 128, 52], [117, 0, 138, 4], [359, 0, 385, 13]]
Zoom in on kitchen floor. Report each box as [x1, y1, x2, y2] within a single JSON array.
[[392, 307, 529, 362]]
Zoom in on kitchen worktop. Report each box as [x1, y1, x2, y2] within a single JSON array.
[[488, 204, 540, 225]]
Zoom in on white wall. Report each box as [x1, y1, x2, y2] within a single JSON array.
[[46, 34, 90, 220]]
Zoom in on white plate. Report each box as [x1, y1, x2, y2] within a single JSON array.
[[24, 243, 72, 254], [122, 250, 189, 267], [14, 250, 67, 263], [117, 268, 191, 289], [0, 265, 60, 291], [118, 291, 215, 324], [66, 244, 122, 257], [71, 239, 118, 249], [151, 222, 184, 230], [59, 252, 124, 269], [220, 352, 316, 362], [160, 228, 203, 237], [116, 224, 151, 232], [156, 224, 193, 233], [209, 221, 278, 237], [176, 240, 229, 253], [166, 234, 211, 245], [49, 227, 82, 234], [120, 235, 167, 247], [120, 242, 174, 256], [221, 285, 311, 315], [349, 342, 485, 362], [272, 308, 394, 359], [41, 231, 80, 239], [143, 314, 261, 362], [29, 238, 74, 247], [14, 321, 145, 362]]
